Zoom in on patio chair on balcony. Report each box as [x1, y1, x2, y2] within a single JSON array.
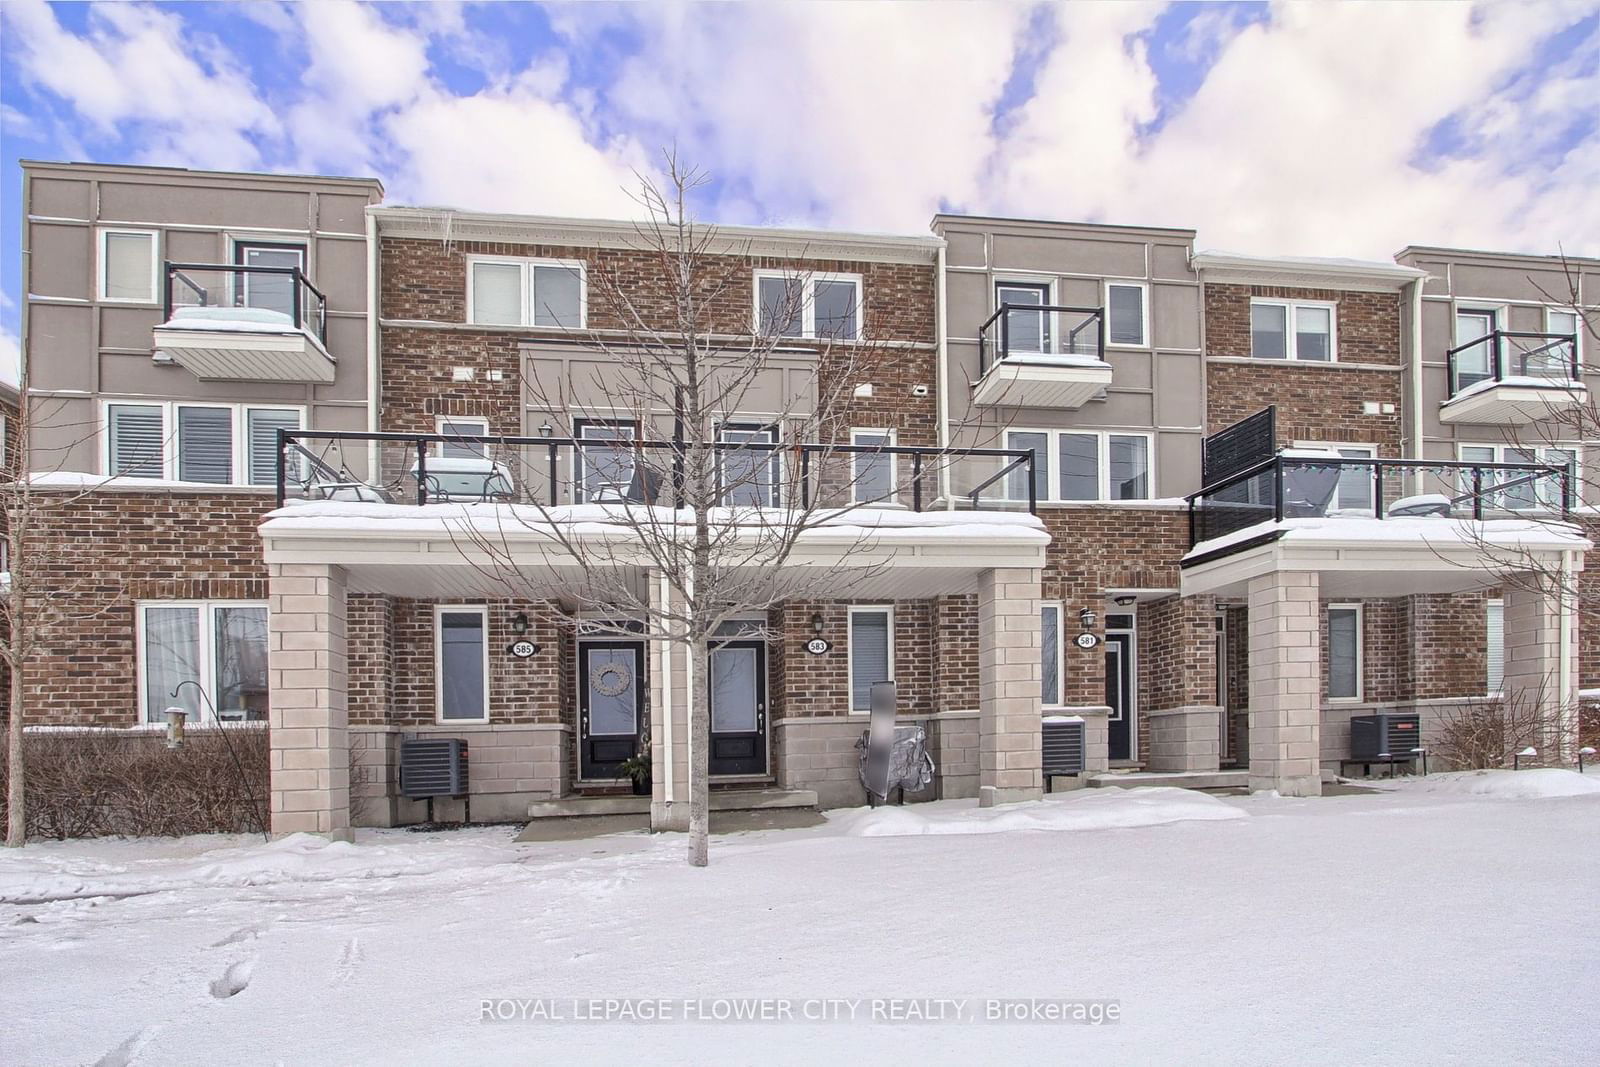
[[409, 457, 516, 503]]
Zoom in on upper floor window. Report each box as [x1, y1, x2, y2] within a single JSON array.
[[996, 281, 1052, 353], [437, 417, 490, 460], [1547, 307, 1582, 367], [717, 422, 781, 507], [851, 428, 895, 504], [467, 257, 585, 328], [1458, 443, 1578, 511], [1004, 428, 1151, 503], [1105, 282, 1148, 347], [1251, 298, 1335, 361], [99, 228, 158, 303], [233, 240, 306, 320], [755, 271, 862, 340], [105, 401, 303, 486]]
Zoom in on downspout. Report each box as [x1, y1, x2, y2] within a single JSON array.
[[1559, 548, 1575, 754], [659, 571, 675, 801], [935, 241, 952, 509], [365, 208, 381, 433], [1408, 276, 1424, 493]]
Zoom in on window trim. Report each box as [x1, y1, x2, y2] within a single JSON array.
[[850, 427, 897, 505], [1293, 440, 1376, 512], [135, 600, 269, 724], [1326, 603, 1363, 703], [1004, 428, 1155, 503], [434, 604, 491, 724], [1104, 281, 1150, 349], [1456, 442, 1580, 511], [465, 255, 588, 329], [573, 417, 639, 504], [98, 227, 160, 304], [846, 604, 895, 713], [715, 420, 782, 507], [436, 416, 491, 460], [1250, 297, 1339, 362], [1486, 597, 1505, 695], [1041, 601, 1064, 708], [995, 278, 1055, 354], [753, 270, 864, 341], [100, 399, 305, 485], [1545, 305, 1583, 367]]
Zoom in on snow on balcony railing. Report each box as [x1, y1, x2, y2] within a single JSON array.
[[1445, 330, 1581, 397], [161, 261, 327, 344]]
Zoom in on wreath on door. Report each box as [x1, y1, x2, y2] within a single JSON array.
[[590, 661, 633, 697]]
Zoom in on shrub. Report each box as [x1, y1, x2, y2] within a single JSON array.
[[0, 727, 269, 840], [1431, 693, 1565, 770]]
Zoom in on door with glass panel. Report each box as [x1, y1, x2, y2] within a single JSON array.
[[1105, 618, 1136, 762], [996, 282, 1051, 355], [579, 642, 645, 779], [234, 242, 305, 322], [1453, 309, 1497, 391], [709, 640, 768, 775]]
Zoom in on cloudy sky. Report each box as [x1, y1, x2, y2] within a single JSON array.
[[2, 0, 1597, 382]]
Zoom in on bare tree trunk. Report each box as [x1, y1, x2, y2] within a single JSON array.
[[688, 632, 709, 867]]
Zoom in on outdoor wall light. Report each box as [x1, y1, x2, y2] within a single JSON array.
[[1579, 746, 1596, 773], [1513, 746, 1537, 770], [811, 612, 825, 634], [1079, 607, 1097, 632], [538, 421, 554, 438], [1113, 594, 1137, 607], [512, 612, 530, 635]]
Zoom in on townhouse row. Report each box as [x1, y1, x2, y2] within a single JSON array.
[[14, 160, 1597, 834]]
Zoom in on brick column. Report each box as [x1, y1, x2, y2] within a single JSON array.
[[977, 566, 1043, 807], [1247, 571, 1322, 797], [268, 563, 352, 839], [648, 571, 691, 831], [1503, 579, 1579, 757]]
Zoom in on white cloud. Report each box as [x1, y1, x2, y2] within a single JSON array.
[[0, 323, 19, 388]]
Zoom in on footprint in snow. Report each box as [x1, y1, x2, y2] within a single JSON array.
[[334, 936, 363, 982], [211, 922, 267, 948], [94, 1025, 158, 1067], [209, 958, 255, 1000]]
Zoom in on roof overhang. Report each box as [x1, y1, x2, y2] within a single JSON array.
[[1192, 251, 1427, 293], [971, 358, 1114, 408], [153, 325, 336, 384]]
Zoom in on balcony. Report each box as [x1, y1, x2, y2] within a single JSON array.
[[153, 262, 335, 384], [1440, 330, 1583, 425], [972, 303, 1112, 409], [1181, 450, 1585, 599]]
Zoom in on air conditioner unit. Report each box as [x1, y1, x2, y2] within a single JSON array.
[[399, 737, 469, 798], [1043, 716, 1086, 790], [1349, 714, 1421, 762]]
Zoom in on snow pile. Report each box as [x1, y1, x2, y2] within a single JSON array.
[[158, 305, 299, 333], [829, 786, 1245, 838], [1442, 373, 1585, 407], [0, 831, 528, 904], [1374, 768, 1600, 800], [1185, 514, 1590, 560]]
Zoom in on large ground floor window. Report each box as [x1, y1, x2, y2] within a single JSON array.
[[138, 601, 269, 723]]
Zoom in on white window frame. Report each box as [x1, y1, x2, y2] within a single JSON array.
[[1456, 443, 1580, 511], [753, 270, 864, 341], [436, 415, 491, 459], [1326, 603, 1363, 703], [850, 427, 897, 505], [1545, 306, 1583, 368], [1041, 601, 1064, 708], [846, 604, 895, 713], [135, 600, 269, 724], [98, 227, 160, 304], [994, 277, 1055, 355], [465, 255, 588, 328], [100, 399, 305, 485], [1104, 281, 1150, 349], [1004, 428, 1154, 503], [434, 604, 491, 724], [1293, 440, 1376, 512], [715, 420, 782, 507], [1250, 297, 1338, 362], [1486, 597, 1505, 695]]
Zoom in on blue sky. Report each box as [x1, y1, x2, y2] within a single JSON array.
[[2, 1, 1597, 383]]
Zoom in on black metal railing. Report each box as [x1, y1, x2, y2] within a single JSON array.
[[163, 261, 328, 344], [1445, 330, 1580, 397], [977, 303, 1104, 376], [1186, 453, 1574, 552], [275, 430, 1039, 515]]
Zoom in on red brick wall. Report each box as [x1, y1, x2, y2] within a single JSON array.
[[1204, 284, 1401, 365], [773, 599, 937, 720], [933, 594, 979, 711], [1140, 593, 1218, 713]]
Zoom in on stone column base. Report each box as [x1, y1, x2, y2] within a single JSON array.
[[980, 784, 1041, 808], [651, 799, 690, 832], [1147, 705, 1223, 772]]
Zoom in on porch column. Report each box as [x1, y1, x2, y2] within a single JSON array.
[[977, 566, 1043, 807], [648, 571, 691, 831], [267, 562, 352, 839], [1247, 570, 1322, 797], [1503, 577, 1579, 757]]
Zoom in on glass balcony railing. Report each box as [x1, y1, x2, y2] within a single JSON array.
[[162, 261, 328, 344], [1445, 330, 1580, 397], [977, 304, 1105, 376]]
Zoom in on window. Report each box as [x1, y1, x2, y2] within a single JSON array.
[[576, 419, 638, 503], [99, 229, 157, 303], [1486, 598, 1505, 694], [1105, 282, 1147, 347], [848, 606, 893, 711], [1458, 444, 1578, 511], [435, 606, 489, 722], [996, 281, 1052, 353], [1002, 429, 1152, 503], [103, 401, 303, 485], [1295, 442, 1376, 512], [234, 240, 305, 320], [1327, 604, 1362, 701], [755, 272, 862, 340], [717, 423, 780, 507], [852, 429, 895, 504], [1041, 603, 1062, 706], [467, 257, 585, 328], [1251, 299, 1336, 361], [437, 417, 490, 461], [1547, 308, 1582, 369], [138, 601, 269, 723], [1453, 308, 1499, 389]]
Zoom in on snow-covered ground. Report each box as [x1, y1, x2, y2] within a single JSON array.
[[3, 776, 1597, 1066]]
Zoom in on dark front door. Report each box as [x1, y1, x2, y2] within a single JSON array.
[[709, 640, 767, 776], [579, 642, 644, 779], [1106, 630, 1135, 762]]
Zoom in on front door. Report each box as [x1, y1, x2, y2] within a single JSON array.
[[709, 641, 768, 776], [579, 642, 644, 780], [1105, 628, 1136, 762]]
